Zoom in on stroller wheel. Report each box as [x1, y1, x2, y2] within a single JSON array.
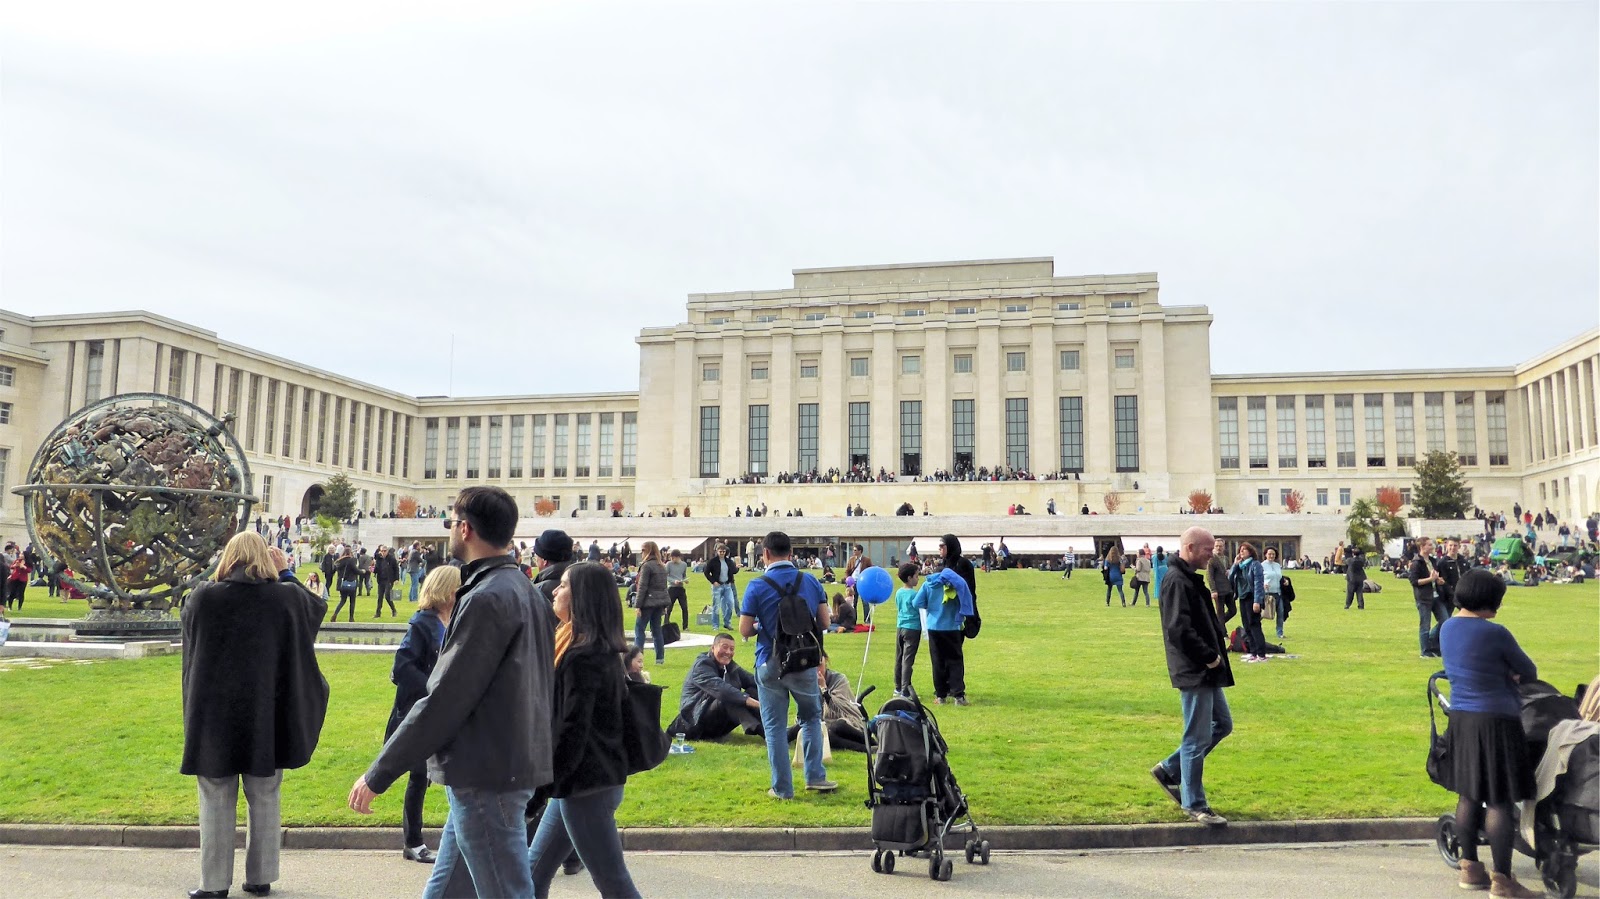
[[882, 851, 895, 874], [938, 858, 954, 881], [965, 841, 978, 864], [979, 839, 992, 865], [1541, 853, 1577, 899], [872, 850, 883, 874], [1435, 814, 1462, 869], [929, 847, 945, 881]]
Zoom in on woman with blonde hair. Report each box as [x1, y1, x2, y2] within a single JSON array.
[[385, 564, 461, 865], [181, 531, 329, 898], [631, 541, 670, 666]]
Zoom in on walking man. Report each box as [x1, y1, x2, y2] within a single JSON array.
[[704, 542, 739, 630], [1344, 545, 1367, 610], [1151, 526, 1234, 827], [739, 531, 834, 800], [348, 487, 554, 898]]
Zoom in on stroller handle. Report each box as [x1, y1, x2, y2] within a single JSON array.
[[858, 685, 877, 704]]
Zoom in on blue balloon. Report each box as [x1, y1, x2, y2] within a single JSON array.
[[856, 566, 894, 605]]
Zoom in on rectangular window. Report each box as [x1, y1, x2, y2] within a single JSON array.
[[598, 413, 614, 478], [952, 306, 976, 315], [1400, 487, 1412, 505], [0, 448, 9, 495], [699, 406, 720, 477], [361, 489, 369, 512], [167, 349, 186, 398], [1056, 302, 1080, 311], [899, 400, 922, 476], [1486, 391, 1509, 465], [1114, 349, 1136, 369], [621, 412, 638, 477], [1423, 392, 1446, 454], [1316, 487, 1328, 506], [1305, 395, 1326, 468], [553, 414, 569, 478], [1276, 396, 1296, 468], [1339, 487, 1352, 505], [1364, 393, 1386, 467], [299, 389, 312, 460], [331, 397, 344, 468], [1110, 300, 1135, 309], [263, 380, 279, 456], [1246, 396, 1268, 469], [1005, 398, 1029, 471], [0, 401, 10, 424], [849, 402, 870, 468], [575, 414, 591, 477], [953, 354, 973, 374], [550, 495, 561, 511], [747, 405, 769, 476], [317, 394, 329, 463], [1455, 393, 1478, 465], [487, 415, 503, 479], [1392, 393, 1416, 467], [373, 409, 386, 475], [261, 475, 272, 513], [1059, 350, 1080, 371], [402, 416, 411, 478], [803, 312, 826, 322], [901, 355, 921, 375], [1059, 397, 1084, 473], [1257, 489, 1269, 507], [850, 357, 869, 377], [853, 310, 872, 319], [1217, 397, 1240, 470], [799, 362, 818, 379], [443, 416, 459, 479], [1279, 488, 1292, 505], [282, 387, 298, 457], [228, 369, 243, 416], [347, 402, 358, 469], [245, 375, 261, 452], [749, 364, 769, 380], [901, 308, 926, 318], [360, 405, 373, 471], [754, 314, 778, 323], [84, 341, 106, 404], [596, 495, 605, 512], [1004, 303, 1029, 313], [1006, 351, 1026, 372], [1114, 395, 1140, 472], [702, 363, 719, 382], [509, 415, 525, 478], [579, 494, 589, 511], [532, 414, 547, 478], [953, 399, 975, 470], [708, 317, 727, 325], [797, 403, 819, 473], [0, 365, 13, 387], [1334, 394, 1356, 467]]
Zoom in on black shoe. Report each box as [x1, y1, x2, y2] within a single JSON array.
[[188, 891, 228, 899], [403, 845, 436, 863], [242, 885, 270, 897], [562, 858, 585, 876], [1150, 765, 1182, 806]]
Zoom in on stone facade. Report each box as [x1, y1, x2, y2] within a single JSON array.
[[2, 259, 1596, 553]]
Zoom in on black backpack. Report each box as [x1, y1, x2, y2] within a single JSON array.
[[758, 573, 822, 675]]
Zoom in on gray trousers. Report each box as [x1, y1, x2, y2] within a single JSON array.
[[197, 770, 282, 891]]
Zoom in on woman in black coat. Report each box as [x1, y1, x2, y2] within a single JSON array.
[[331, 549, 360, 622], [373, 545, 401, 618], [928, 534, 979, 706], [181, 531, 328, 898], [385, 565, 460, 864], [526, 562, 642, 898]]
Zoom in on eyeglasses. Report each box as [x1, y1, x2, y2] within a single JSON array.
[[443, 518, 463, 531]]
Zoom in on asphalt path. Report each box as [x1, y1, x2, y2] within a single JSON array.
[[2, 840, 1596, 898]]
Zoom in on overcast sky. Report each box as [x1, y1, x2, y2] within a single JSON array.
[[3, 1, 1595, 398]]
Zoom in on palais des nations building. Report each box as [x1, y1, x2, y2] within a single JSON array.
[[2, 257, 1597, 558]]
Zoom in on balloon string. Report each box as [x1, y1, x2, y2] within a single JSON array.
[[856, 600, 874, 697]]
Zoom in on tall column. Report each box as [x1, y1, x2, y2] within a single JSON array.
[[1137, 318, 1168, 484], [1562, 366, 1579, 454], [1542, 377, 1558, 460], [769, 330, 795, 476], [820, 329, 845, 472], [871, 324, 896, 474], [671, 334, 696, 486], [976, 320, 1002, 469], [1577, 360, 1596, 451], [924, 326, 950, 472], [1082, 316, 1111, 476], [1028, 318, 1054, 474]]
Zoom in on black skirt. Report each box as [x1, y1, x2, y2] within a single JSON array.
[[1449, 710, 1535, 805]]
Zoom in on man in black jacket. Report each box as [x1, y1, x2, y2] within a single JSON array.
[[1152, 526, 1234, 827], [668, 633, 762, 740], [1409, 537, 1449, 658], [1344, 545, 1368, 609], [349, 486, 554, 899], [530, 529, 574, 605], [1205, 541, 1235, 627], [704, 542, 740, 630]]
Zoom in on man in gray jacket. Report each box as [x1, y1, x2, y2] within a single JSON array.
[[349, 486, 553, 899]]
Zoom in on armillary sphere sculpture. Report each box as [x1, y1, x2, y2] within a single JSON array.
[[13, 393, 257, 638]]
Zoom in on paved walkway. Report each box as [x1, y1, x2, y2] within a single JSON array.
[[1, 841, 1594, 898]]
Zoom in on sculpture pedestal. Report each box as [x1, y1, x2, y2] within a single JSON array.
[[71, 609, 182, 642]]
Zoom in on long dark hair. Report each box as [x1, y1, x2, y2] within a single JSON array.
[[565, 561, 626, 653]]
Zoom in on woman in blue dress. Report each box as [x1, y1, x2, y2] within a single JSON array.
[[1152, 547, 1168, 597]]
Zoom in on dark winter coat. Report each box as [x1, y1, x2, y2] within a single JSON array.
[[939, 533, 981, 637], [1159, 555, 1235, 691], [180, 569, 329, 778], [636, 559, 670, 611], [373, 553, 400, 584], [385, 608, 445, 738], [549, 643, 628, 799], [674, 651, 759, 726]]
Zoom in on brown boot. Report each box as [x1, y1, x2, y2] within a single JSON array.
[[1488, 871, 1541, 898], [1457, 859, 1489, 891]]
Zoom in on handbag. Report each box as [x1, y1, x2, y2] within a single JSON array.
[[620, 679, 670, 775], [1262, 597, 1276, 620], [1426, 672, 1453, 789], [792, 724, 834, 766]]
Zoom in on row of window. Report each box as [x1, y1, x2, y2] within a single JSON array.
[[424, 412, 638, 481], [696, 398, 1141, 477], [1218, 392, 1509, 470], [209, 366, 413, 479], [700, 298, 1142, 326], [703, 348, 1136, 382], [1252, 485, 1471, 509]]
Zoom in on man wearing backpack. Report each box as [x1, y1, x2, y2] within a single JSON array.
[[739, 531, 835, 800]]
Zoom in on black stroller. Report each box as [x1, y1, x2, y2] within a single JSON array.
[[858, 686, 989, 881], [1429, 672, 1598, 898]]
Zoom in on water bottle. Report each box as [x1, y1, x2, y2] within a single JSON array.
[[671, 732, 692, 754]]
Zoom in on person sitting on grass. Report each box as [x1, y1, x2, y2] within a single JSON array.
[[786, 651, 868, 753], [623, 644, 651, 684], [666, 633, 761, 740], [827, 592, 858, 632]]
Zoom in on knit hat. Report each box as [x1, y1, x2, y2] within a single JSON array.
[[533, 529, 573, 563]]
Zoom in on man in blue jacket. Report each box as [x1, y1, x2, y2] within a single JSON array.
[[739, 531, 833, 799]]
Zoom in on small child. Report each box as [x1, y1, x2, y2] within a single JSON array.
[[624, 643, 651, 684], [893, 562, 924, 695], [305, 571, 322, 595]]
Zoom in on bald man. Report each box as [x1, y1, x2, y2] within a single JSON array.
[[1151, 526, 1234, 827]]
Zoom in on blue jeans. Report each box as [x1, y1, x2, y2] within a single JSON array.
[[1271, 594, 1286, 638], [1418, 598, 1448, 653], [633, 608, 664, 662], [424, 786, 537, 899], [756, 662, 826, 797], [711, 583, 736, 628], [408, 571, 422, 602], [527, 786, 640, 899], [1159, 686, 1234, 811]]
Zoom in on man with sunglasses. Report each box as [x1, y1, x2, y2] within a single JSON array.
[[349, 487, 554, 898]]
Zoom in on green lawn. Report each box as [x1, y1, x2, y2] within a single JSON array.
[[0, 567, 1594, 828]]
